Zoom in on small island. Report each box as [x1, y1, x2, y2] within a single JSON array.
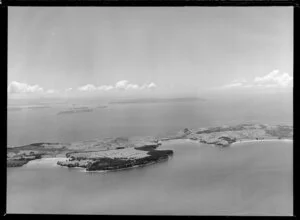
[[7, 105, 51, 112], [57, 105, 108, 115], [57, 107, 93, 115], [7, 123, 293, 171]]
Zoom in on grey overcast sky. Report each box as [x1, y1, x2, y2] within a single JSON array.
[[8, 7, 293, 99]]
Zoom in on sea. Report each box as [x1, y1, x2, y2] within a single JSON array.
[[7, 98, 293, 215]]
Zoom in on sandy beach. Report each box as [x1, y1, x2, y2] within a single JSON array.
[[24, 157, 68, 168], [161, 138, 293, 147], [231, 138, 293, 146]]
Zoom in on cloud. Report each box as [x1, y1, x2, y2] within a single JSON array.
[[115, 80, 140, 90], [115, 80, 129, 89], [140, 82, 157, 89], [147, 82, 157, 89], [78, 84, 97, 92], [223, 82, 244, 88], [98, 85, 114, 91], [78, 83, 115, 92], [77, 80, 158, 92], [254, 70, 293, 88], [8, 81, 44, 94], [220, 70, 293, 90], [114, 80, 157, 90], [126, 84, 139, 89], [220, 78, 247, 89], [8, 80, 157, 98]]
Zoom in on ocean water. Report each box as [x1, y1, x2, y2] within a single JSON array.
[[7, 99, 292, 147], [7, 140, 293, 215], [7, 100, 293, 215]]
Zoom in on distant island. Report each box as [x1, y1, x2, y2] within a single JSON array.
[[57, 106, 107, 115], [57, 107, 93, 115], [109, 97, 206, 105], [7, 105, 51, 111], [95, 105, 108, 109], [7, 123, 293, 171]]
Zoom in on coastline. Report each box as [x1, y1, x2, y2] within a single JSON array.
[[7, 123, 293, 171], [83, 156, 171, 173], [23, 157, 68, 168], [230, 138, 293, 146], [18, 138, 293, 168], [161, 137, 293, 146], [17, 149, 173, 171]]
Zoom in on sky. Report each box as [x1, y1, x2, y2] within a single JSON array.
[[8, 7, 293, 100]]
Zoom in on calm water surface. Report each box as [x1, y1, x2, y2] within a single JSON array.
[[7, 141, 293, 215], [7, 101, 293, 215], [7, 100, 292, 147]]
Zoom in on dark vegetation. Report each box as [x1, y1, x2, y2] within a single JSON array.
[[85, 146, 173, 171], [86, 148, 173, 171], [134, 145, 158, 151], [7, 154, 42, 167], [58, 144, 173, 171], [7, 143, 68, 167], [57, 160, 89, 168]]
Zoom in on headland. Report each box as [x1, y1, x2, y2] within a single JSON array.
[[7, 123, 292, 171]]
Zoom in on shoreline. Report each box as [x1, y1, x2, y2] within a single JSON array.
[[82, 156, 171, 173], [23, 157, 68, 168], [17, 151, 173, 171], [161, 138, 293, 146], [230, 138, 293, 146], [7, 123, 293, 171], [16, 138, 293, 169]]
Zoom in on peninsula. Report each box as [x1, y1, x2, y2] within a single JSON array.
[[7, 123, 293, 171], [161, 123, 293, 146], [7, 137, 173, 171]]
